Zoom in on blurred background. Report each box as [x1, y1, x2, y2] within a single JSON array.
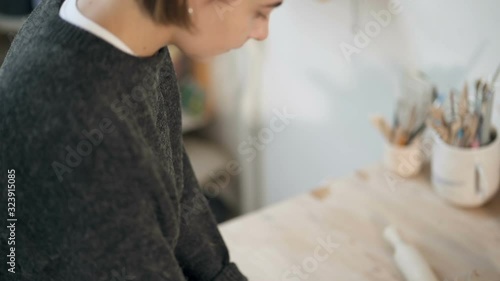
[[1, 0, 500, 222]]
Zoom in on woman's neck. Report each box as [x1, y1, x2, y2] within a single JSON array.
[[77, 0, 175, 57]]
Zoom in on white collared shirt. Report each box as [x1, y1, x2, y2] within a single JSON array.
[[59, 0, 136, 56]]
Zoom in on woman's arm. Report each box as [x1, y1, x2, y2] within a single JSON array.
[[0, 104, 190, 280], [174, 148, 248, 281]]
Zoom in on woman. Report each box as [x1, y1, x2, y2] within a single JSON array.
[[0, 0, 282, 280]]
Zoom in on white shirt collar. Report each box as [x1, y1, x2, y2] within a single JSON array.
[[59, 0, 137, 56]]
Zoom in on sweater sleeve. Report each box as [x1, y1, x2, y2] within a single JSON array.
[[11, 112, 191, 281], [174, 147, 248, 281]]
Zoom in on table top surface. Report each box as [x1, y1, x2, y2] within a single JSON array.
[[219, 163, 500, 281]]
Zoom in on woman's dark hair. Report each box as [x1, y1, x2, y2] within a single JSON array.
[[136, 0, 192, 28]]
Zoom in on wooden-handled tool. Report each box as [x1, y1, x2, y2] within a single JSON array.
[[370, 115, 392, 142], [384, 226, 439, 281]]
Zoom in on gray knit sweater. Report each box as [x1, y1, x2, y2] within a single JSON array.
[[0, 0, 247, 280]]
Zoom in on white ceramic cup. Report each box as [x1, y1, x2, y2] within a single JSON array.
[[431, 127, 500, 207], [383, 138, 424, 178]]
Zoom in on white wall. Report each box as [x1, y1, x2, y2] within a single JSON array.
[[213, 0, 500, 208]]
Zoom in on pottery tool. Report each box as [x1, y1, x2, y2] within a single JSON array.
[[408, 123, 426, 145], [449, 91, 456, 121], [407, 106, 417, 132], [370, 115, 393, 142], [450, 118, 463, 146], [393, 126, 409, 146], [478, 69, 498, 145], [458, 83, 469, 118], [428, 114, 447, 143], [429, 106, 447, 127], [465, 115, 480, 147], [493, 62, 500, 85], [384, 226, 439, 281]]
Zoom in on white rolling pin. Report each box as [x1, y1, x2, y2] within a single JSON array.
[[383, 226, 439, 281]]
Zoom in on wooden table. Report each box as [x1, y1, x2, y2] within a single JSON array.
[[220, 163, 500, 281]]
